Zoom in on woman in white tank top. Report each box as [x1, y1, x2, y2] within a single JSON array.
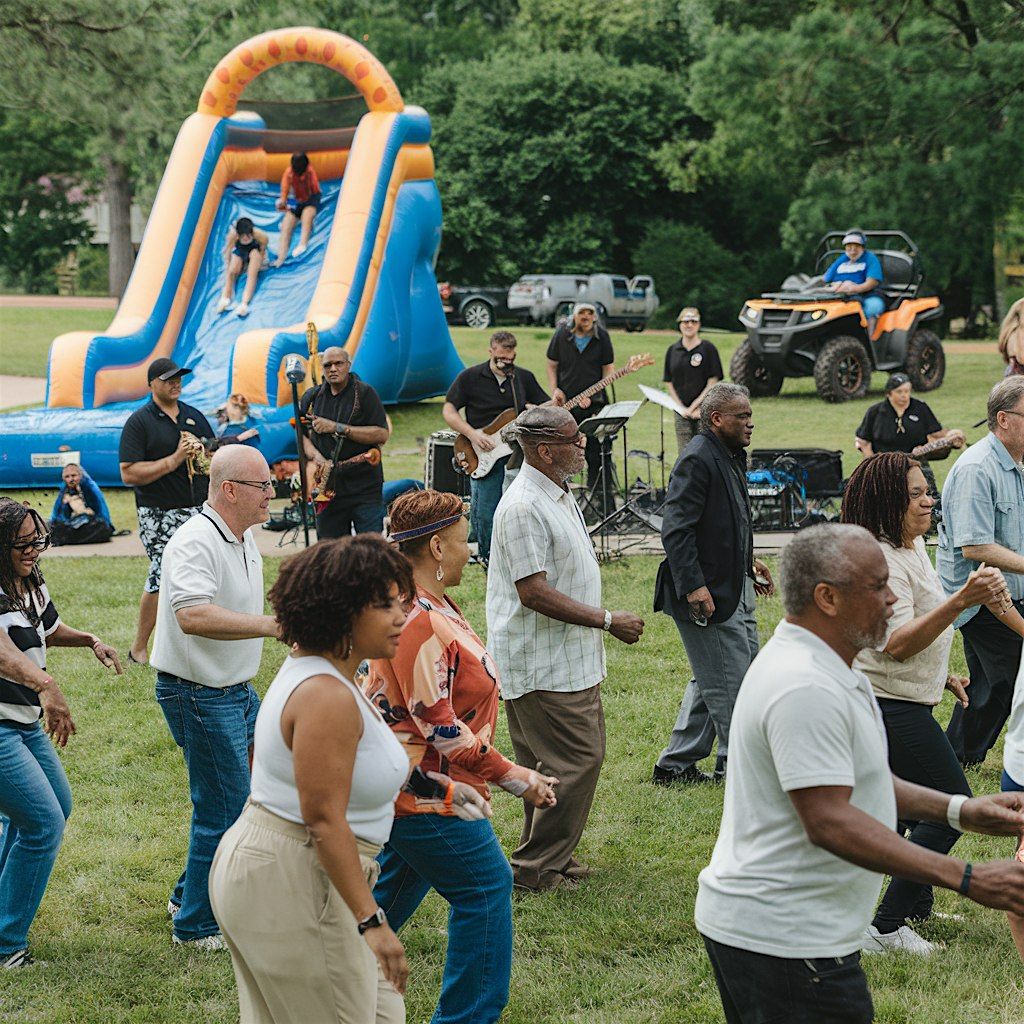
[[209, 537, 486, 1024]]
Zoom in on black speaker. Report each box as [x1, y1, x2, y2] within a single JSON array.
[[425, 431, 471, 498]]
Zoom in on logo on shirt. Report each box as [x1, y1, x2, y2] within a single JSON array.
[[838, 260, 866, 274], [185, 418, 196, 426], [690, 352, 703, 367]]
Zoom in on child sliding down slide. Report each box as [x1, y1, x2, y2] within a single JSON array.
[[217, 217, 269, 317], [274, 152, 321, 266]]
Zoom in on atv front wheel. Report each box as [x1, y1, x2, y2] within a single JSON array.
[[904, 329, 945, 392], [730, 341, 783, 397], [814, 335, 871, 402]]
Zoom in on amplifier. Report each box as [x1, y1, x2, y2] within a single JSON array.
[[425, 431, 471, 498]]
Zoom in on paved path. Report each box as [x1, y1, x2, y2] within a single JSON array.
[[0, 375, 46, 409], [0, 295, 117, 309]]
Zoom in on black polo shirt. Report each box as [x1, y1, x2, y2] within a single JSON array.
[[298, 374, 387, 504], [855, 397, 942, 454], [445, 361, 550, 429], [663, 338, 724, 407], [545, 324, 615, 405], [119, 400, 213, 510]]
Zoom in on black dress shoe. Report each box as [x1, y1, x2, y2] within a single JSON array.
[[713, 756, 727, 783], [652, 764, 714, 786]]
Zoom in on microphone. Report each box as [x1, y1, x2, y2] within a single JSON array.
[[285, 355, 306, 384]]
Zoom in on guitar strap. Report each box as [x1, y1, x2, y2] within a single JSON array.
[[314, 379, 364, 496]]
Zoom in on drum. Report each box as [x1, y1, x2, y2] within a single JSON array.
[[426, 431, 471, 497]]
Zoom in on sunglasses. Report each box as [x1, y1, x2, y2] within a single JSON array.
[[12, 535, 51, 553], [680, 319, 700, 324], [542, 431, 586, 447], [322, 360, 348, 370]]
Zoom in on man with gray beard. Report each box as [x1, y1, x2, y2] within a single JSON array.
[[696, 523, 1024, 1023]]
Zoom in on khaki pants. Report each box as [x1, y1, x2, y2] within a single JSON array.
[[209, 801, 404, 1024], [674, 414, 700, 457], [503, 685, 606, 888]]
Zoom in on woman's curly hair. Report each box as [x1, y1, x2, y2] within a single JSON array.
[[0, 499, 48, 622], [269, 535, 413, 653], [841, 452, 921, 548], [387, 489, 464, 557]]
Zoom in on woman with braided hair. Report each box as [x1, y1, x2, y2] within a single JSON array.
[[841, 453, 1023, 955], [0, 498, 121, 969], [367, 489, 558, 1024]]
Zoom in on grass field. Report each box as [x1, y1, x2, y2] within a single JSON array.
[[1, 314, 1021, 1022], [0, 308, 112, 379]]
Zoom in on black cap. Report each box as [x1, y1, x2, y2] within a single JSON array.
[[147, 357, 191, 384], [885, 372, 911, 393]]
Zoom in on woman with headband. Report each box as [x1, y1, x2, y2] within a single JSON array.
[[366, 490, 558, 1024]]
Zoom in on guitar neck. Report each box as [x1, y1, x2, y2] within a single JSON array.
[[565, 366, 632, 411], [911, 437, 954, 459]]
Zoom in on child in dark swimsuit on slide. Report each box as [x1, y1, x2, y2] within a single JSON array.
[[217, 217, 269, 317]]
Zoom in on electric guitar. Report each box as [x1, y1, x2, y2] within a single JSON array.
[[453, 353, 655, 479], [308, 448, 382, 513]]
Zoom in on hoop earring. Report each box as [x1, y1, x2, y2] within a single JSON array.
[[436, 565, 445, 583], [341, 635, 353, 659]]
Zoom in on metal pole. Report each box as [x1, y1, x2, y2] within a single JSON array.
[[290, 378, 312, 547]]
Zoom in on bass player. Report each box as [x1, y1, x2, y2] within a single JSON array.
[[443, 331, 553, 565], [546, 302, 615, 513], [298, 346, 389, 538]]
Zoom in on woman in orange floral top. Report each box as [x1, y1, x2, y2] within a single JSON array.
[[367, 490, 557, 1024]]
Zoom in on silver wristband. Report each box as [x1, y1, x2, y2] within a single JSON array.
[[946, 793, 968, 834], [602, 609, 612, 631]]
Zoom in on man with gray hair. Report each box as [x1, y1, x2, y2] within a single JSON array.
[[152, 445, 279, 949], [697, 523, 1024, 1024], [486, 406, 644, 892], [938, 375, 1024, 767], [652, 382, 774, 785]]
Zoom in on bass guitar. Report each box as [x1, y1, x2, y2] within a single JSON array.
[[909, 435, 964, 462], [453, 353, 655, 479], [308, 448, 382, 514]]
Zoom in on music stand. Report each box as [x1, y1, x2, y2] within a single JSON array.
[[637, 384, 685, 492]]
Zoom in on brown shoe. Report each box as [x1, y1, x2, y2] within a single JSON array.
[[512, 870, 580, 894], [562, 858, 592, 880]]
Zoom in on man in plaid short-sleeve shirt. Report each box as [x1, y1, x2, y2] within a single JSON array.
[[486, 407, 644, 892]]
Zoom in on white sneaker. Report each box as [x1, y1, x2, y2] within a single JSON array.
[[172, 933, 228, 951], [1, 949, 43, 969], [236, 302, 250, 318], [293, 243, 307, 257], [861, 924, 937, 956], [216, 296, 233, 313], [167, 900, 180, 918]]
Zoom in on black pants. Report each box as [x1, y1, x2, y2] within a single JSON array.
[[49, 519, 113, 546], [572, 407, 614, 515], [702, 935, 873, 1024], [873, 698, 971, 931], [315, 498, 384, 539], [947, 604, 1024, 764]]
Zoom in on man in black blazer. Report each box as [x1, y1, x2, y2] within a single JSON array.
[[652, 382, 775, 785]]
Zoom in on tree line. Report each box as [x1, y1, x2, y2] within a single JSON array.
[[1, 0, 1022, 329]]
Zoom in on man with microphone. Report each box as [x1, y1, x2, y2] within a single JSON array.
[[443, 331, 551, 566]]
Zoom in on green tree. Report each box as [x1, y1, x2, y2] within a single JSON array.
[[0, 111, 93, 292], [673, 2, 1024, 318], [416, 49, 692, 283]]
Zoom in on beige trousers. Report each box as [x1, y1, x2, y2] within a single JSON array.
[[209, 800, 405, 1024]]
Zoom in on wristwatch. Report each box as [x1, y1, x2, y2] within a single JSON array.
[[357, 907, 387, 934], [334, 423, 349, 439], [602, 609, 612, 631]]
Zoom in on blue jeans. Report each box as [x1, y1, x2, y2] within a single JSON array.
[[0, 720, 72, 954], [1002, 770, 1024, 792], [374, 814, 513, 1024], [861, 295, 885, 320], [469, 456, 509, 563], [156, 673, 259, 941]]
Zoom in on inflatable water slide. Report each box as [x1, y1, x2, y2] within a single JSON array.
[[0, 27, 463, 487]]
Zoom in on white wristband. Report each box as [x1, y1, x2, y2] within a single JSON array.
[[602, 609, 612, 631], [947, 793, 968, 833]]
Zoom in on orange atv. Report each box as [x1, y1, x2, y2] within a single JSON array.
[[730, 230, 945, 403]]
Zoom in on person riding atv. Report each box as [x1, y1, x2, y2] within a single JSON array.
[[730, 229, 945, 403]]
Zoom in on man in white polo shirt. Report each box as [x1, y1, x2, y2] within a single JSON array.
[[486, 406, 644, 892], [152, 445, 279, 950], [696, 523, 1024, 1023]]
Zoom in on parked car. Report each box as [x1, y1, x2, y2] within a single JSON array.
[[507, 274, 590, 326], [507, 272, 658, 330], [578, 273, 658, 332], [437, 283, 516, 330]]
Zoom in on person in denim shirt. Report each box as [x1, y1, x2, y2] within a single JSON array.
[[937, 377, 1024, 765]]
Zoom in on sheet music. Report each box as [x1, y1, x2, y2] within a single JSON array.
[[637, 383, 688, 417]]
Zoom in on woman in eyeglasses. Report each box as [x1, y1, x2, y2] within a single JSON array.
[[854, 372, 966, 495], [366, 490, 558, 1023], [0, 498, 121, 969]]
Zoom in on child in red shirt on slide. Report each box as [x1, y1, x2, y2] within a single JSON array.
[[274, 152, 321, 266]]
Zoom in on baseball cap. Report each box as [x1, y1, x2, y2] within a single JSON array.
[[885, 372, 911, 393], [573, 301, 597, 315], [842, 230, 867, 247], [677, 306, 701, 323], [147, 357, 192, 384]]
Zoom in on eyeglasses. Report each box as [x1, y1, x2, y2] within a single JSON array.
[[1001, 411, 1024, 419], [12, 535, 51, 553], [228, 479, 275, 491]]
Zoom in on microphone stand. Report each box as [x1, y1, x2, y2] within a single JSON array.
[[290, 379, 312, 548]]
